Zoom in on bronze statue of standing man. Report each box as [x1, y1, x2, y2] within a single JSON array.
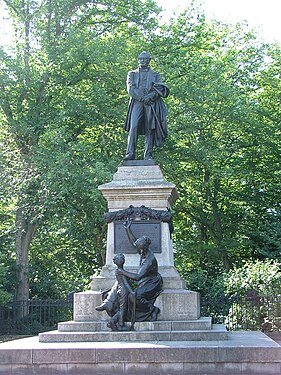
[[123, 52, 169, 161]]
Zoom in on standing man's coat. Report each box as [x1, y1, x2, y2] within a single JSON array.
[[123, 52, 169, 160]]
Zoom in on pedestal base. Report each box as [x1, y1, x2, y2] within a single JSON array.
[[2, 332, 280, 375], [73, 288, 200, 322]]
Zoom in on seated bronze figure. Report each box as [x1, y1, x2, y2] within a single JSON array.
[[96, 218, 163, 331]]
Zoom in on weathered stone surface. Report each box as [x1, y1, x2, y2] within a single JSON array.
[[125, 363, 184, 375], [96, 164, 178, 276], [28, 364, 67, 374], [33, 349, 69, 364], [39, 324, 227, 343], [73, 288, 200, 322], [0, 349, 32, 364], [98, 168, 178, 211], [156, 346, 219, 363], [68, 363, 124, 375], [242, 363, 281, 375], [58, 317, 212, 333], [156, 289, 200, 321], [0, 332, 280, 374], [183, 362, 242, 374], [171, 318, 212, 331], [96, 346, 159, 363], [73, 290, 107, 322]]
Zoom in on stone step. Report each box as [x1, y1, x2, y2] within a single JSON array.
[[58, 317, 212, 332], [1, 332, 280, 375], [39, 324, 227, 343]]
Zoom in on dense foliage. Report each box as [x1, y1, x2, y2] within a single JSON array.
[[0, 0, 280, 304]]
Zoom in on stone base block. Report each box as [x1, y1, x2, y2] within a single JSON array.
[[90, 274, 115, 292], [0, 332, 280, 375], [58, 317, 212, 332], [39, 324, 227, 343], [74, 291, 106, 322], [156, 289, 200, 320], [73, 289, 200, 322]]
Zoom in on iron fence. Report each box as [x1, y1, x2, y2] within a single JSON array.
[[0, 297, 73, 335], [201, 292, 281, 332], [0, 292, 280, 335]]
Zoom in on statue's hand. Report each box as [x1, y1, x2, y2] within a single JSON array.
[[142, 97, 152, 105], [116, 269, 125, 276], [142, 92, 157, 105], [123, 217, 132, 229]]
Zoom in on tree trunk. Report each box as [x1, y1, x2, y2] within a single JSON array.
[[212, 177, 232, 272], [15, 207, 37, 317]]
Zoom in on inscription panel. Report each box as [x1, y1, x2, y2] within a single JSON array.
[[114, 220, 161, 254]]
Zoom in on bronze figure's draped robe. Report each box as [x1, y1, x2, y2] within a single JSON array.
[[123, 66, 169, 160]]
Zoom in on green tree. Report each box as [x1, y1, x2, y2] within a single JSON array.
[[0, 0, 160, 304], [1, 0, 280, 304], [151, 6, 281, 282], [244, 43, 281, 260]]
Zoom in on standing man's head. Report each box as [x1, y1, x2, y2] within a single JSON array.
[[138, 51, 151, 69]]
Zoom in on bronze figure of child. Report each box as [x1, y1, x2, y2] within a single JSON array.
[[96, 218, 163, 330]]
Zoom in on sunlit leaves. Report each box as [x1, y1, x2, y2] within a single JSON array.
[[0, 0, 280, 301], [0, 0, 160, 300], [156, 7, 280, 277]]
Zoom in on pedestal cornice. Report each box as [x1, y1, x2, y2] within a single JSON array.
[[98, 164, 178, 210]]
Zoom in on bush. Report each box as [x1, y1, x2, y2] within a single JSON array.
[[0, 261, 13, 304], [222, 260, 281, 331], [223, 259, 281, 297]]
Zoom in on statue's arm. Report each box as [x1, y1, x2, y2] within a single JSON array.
[[122, 275, 135, 294], [143, 72, 164, 104], [154, 72, 163, 84], [152, 72, 169, 98], [127, 71, 143, 101], [124, 218, 137, 247], [117, 258, 152, 281], [118, 269, 141, 281]]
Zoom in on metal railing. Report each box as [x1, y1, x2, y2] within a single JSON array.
[[0, 292, 280, 335], [0, 297, 73, 335], [201, 292, 281, 332]]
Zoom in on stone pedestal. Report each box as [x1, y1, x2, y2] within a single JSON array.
[[5, 332, 281, 375], [93, 161, 180, 286], [73, 289, 200, 322], [30, 160, 281, 372], [74, 161, 200, 322]]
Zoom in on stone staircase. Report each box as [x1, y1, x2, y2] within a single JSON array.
[[39, 317, 228, 343], [0, 331, 280, 375], [0, 161, 280, 373]]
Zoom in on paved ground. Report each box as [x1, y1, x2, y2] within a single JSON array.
[[0, 335, 31, 343], [266, 332, 281, 345], [0, 332, 280, 375], [0, 332, 281, 345], [1, 331, 281, 343]]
